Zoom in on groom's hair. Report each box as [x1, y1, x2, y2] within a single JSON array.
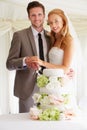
[[27, 1, 45, 16]]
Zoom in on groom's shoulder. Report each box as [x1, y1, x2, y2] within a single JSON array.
[[13, 27, 31, 38]]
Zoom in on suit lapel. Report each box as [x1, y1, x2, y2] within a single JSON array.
[[27, 27, 37, 55]]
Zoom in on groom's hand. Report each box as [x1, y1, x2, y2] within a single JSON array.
[[67, 68, 75, 79], [25, 57, 39, 70]]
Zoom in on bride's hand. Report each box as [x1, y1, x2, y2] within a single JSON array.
[[66, 68, 75, 79], [31, 56, 44, 66]]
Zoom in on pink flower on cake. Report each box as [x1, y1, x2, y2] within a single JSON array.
[[64, 109, 76, 120], [49, 94, 64, 105], [29, 107, 42, 120]]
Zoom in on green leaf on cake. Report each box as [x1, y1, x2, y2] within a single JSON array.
[[37, 75, 49, 88]]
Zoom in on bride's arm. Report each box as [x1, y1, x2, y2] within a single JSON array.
[[29, 40, 74, 73], [37, 59, 69, 73]]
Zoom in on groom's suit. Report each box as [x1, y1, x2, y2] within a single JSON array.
[[6, 27, 51, 100]]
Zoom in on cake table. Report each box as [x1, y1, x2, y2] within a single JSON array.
[[0, 112, 87, 130]]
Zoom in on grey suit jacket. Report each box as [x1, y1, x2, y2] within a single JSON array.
[[6, 27, 51, 100]]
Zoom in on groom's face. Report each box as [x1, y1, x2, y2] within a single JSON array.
[[28, 7, 45, 30]]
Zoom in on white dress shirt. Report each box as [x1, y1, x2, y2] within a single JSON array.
[[31, 26, 48, 61], [23, 26, 48, 66]]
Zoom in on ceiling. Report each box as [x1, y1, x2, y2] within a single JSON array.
[[0, 0, 87, 35]]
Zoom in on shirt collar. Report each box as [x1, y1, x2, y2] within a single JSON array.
[[31, 26, 44, 37]]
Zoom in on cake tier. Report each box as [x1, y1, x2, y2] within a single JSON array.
[[43, 69, 64, 77]]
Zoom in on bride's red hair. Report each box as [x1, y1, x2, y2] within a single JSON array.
[[48, 9, 73, 49]]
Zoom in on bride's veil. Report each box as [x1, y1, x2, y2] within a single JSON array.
[[66, 14, 83, 103]]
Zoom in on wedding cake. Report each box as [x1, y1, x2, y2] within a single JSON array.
[[29, 69, 78, 120]]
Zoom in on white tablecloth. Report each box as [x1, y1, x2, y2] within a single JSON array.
[[0, 112, 87, 130]]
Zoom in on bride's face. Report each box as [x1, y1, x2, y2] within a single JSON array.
[[48, 14, 63, 34]]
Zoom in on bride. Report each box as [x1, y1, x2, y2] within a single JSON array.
[[28, 8, 81, 116]]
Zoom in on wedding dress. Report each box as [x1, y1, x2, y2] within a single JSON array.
[[48, 47, 80, 114]]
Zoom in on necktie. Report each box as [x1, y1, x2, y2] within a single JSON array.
[[38, 33, 45, 74], [38, 33, 44, 60]]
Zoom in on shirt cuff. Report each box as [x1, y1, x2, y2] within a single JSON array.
[[23, 57, 27, 67]]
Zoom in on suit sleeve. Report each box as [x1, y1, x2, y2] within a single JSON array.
[[6, 32, 27, 70]]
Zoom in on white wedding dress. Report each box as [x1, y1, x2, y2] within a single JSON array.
[[48, 47, 80, 114]]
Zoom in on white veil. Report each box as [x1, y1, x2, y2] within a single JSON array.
[[66, 14, 83, 103]]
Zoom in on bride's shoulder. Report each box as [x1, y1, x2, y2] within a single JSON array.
[[65, 36, 74, 48], [64, 34, 73, 43]]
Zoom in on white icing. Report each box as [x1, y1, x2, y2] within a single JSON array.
[[43, 69, 64, 77]]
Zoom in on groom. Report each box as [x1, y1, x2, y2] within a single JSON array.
[[6, 1, 74, 113]]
